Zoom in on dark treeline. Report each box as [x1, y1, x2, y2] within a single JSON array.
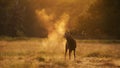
[[0, 0, 120, 39], [75, 0, 120, 39], [0, 0, 47, 37]]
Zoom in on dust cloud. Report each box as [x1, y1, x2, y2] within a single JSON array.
[[34, 0, 97, 49], [36, 9, 70, 49]]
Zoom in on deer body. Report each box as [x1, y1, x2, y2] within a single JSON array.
[[65, 32, 76, 60]]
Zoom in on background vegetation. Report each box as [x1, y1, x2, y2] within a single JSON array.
[[0, 0, 120, 39]]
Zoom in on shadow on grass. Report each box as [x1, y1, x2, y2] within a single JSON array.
[[85, 52, 114, 58], [95, 62, 120, 68], [54, 61, 68, 67]]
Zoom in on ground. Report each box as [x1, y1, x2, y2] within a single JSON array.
[[0, 39, 120, 68]]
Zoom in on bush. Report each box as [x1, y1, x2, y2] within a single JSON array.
[[36, 56, 45, 62]]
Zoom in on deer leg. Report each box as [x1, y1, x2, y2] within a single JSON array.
[[74, 49, 76, 60], [65, 48, 67, 60], [69, 49, 72, 60]]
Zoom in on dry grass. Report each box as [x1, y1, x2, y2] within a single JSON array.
[[0, 39, 120, 68]]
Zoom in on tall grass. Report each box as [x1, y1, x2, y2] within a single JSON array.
[[0, 38, 120, 68]]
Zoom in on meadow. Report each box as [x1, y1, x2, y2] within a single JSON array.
[[0, 38, 120, 68]]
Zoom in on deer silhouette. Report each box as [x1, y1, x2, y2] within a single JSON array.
[[64, 32, 76, 60]]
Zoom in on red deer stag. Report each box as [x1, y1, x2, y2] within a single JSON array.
[[64, 32, 76, 60]]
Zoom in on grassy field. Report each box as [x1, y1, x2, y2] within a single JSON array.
[[0, 38, 120, 68]]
